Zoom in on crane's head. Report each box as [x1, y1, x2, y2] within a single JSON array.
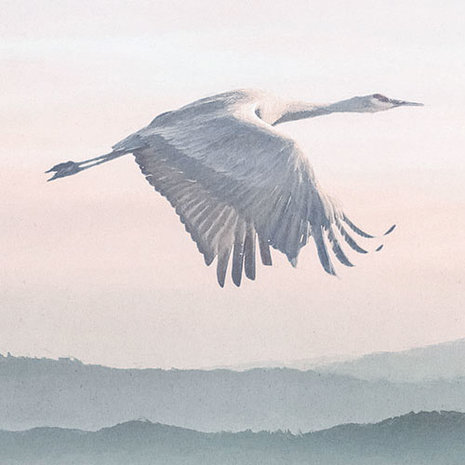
[[338, 94, 424, 113]]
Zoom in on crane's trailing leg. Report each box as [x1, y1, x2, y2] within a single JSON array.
[[45, 150, 127, 181]]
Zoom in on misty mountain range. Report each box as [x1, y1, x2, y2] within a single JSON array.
[[1, 411, 464, 464], [2, 337, 465, 432], [317, 337, 465, 382], [214, 337, 465, 382]]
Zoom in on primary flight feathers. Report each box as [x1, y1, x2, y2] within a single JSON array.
[[46, 89, 421, 286]]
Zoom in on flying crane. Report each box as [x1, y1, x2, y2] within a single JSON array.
[[46, 89, 422, 286]]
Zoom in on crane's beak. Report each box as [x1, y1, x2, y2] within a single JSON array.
[[391, 99, 424, 107]]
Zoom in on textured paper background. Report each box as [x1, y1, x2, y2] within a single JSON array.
[[1, 0, 464, 369]]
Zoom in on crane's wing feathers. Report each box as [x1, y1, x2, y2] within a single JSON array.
[[134, 140, 259, 287], [118, 99, 369, 286]]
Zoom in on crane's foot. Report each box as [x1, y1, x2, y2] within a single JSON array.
[[45, 161, 82, 181]]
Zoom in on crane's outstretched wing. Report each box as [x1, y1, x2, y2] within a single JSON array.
[[113, 103, 371, 286]]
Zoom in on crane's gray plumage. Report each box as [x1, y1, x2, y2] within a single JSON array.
[[46, 89, 422, 287]]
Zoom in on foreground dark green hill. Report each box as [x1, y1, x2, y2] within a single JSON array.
[[0, 411, 464, 465]]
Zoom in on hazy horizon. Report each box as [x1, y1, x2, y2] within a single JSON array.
[[2, 0, 465, 369], [3, 334, 465, 371]]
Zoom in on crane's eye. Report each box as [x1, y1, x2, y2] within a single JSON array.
[[373, 94, 389, 102]]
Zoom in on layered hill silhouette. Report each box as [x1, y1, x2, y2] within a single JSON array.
[[216, 337, 465, 382], [317, 338, 465, 382], [0, 411, 464, 464], [2, 351, 465, 432]]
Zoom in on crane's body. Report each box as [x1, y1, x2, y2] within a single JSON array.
[[46, 89, 422, 286]]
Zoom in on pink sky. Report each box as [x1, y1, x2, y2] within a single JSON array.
[[1, 0, 465, 368]]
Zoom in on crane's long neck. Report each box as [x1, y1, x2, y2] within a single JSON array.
[[272, 99, 356, 126]]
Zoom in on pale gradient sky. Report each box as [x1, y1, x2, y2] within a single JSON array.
[[1, 0, 465, 368]]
